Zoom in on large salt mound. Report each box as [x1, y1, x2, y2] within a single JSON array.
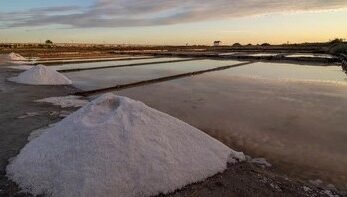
[[8, 64, 72, 85], [7, 94, 244, 197]]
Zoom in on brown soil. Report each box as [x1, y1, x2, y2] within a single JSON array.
[[160, 162, 341, 197]]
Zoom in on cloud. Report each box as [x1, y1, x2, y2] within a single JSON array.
[[1, 0, 347, 28]]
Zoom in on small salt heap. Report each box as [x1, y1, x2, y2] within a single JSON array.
[[0, 53, 28, 65], [8, 52, 27, 61], [8, 64, 72, 85], [7, 94, 244, 197]]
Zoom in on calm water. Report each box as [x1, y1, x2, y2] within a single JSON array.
[[70, 59, 347, 187], [6, 57, 176, 71], [37, 56, 152, 64], [221, 62, 347, 85], [66, 59, 243, 90], [285, 53, 336, 58], [218, 52, 237, 56], [247, 53, 279, 57], [59, 60, 347, 187], [51, 57, 186, 71], [218, 53, 279, 57], [113, 69, 347, 188]]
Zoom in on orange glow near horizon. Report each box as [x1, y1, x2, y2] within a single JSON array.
[[1, 10, 346, 45]]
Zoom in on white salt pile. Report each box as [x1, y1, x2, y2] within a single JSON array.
[[0, 53, 27, 65], [7, 94, 244, 197], [8, 52, 27, 61], [8, 64, 72, 85], [36, 95, 88, 108]]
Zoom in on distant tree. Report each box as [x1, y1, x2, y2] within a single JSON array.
[[213, 41, 221, 46], [45, 40, 53, 45], [329, 43, 347, 56], [232, 43, 242, 47], [247, 43, 253, 46], [329, 38, 345, 44], [261, 43, 271, 47]]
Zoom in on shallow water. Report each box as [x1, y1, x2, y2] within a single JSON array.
[[221, 62, 347, 85], [36, 56, 152, 64], [76, 60, 347, 187], [246, 53, 279, 57], [6, 57, 173, 71], [114, 70, 347, 188], [66, 59, 243, 90], [218, 52, 237, 56], [3, 56, 146, 65], [70, 59, 347, 187], [218, 53, 279, 57], [52, 57, 185, 71], [285, 53, 336, 59]]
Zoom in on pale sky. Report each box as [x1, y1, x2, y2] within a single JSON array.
[[0, 0, 346, 45]]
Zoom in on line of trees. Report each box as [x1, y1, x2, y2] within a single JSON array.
[[227, 38, 345, 47]]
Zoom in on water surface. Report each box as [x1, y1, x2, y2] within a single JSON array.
[[67, 59, 243, 90], [221, 62, 347, 85], [101, 61, 347, 187], [52, 57, 185, 71], [285, 53, 336, 59]]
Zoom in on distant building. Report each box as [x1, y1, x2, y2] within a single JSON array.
[[213, 41, 221, 47]]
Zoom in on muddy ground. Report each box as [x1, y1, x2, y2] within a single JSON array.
[[161, 162, 339, 197], [0, 67, 78, 196], [0, 67, 344, 197]]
